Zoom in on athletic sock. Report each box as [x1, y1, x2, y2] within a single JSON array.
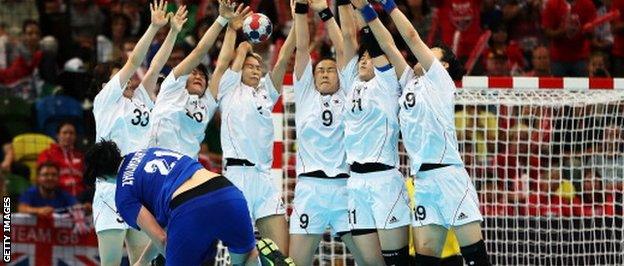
[[382, 246, 410, 266], [460, 240, 491, 266], [415, 253, 441, 266]]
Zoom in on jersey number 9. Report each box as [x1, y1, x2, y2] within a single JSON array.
[[322, 110, 333, 126], [403, 92, 416, 109]]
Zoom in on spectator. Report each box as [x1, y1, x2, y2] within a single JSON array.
[[434, 0, 484, 63], [18, 161, 79, 217], [162, 45, 185, 75], [579, 169, 616, 216], [455, 105, 498, 165], [121, 0, 148, 36], [542, 0, 597, 77], [479, 180, 516, 216], [587, 124, 624, 192], [401, 0, 434, 42], [69, 0, 104, 40], [592, 0, 614, 53], [611, 0, 624, 77], [485, 48, 511, 76], [501, 0, 543, 53], [97, 13, 132, 63], [525, 45, 552, 77], [588, 51, 611, 77], [37, 122, 85, 197], [0, 0, 39, 36], [526, 168, 581, 217]]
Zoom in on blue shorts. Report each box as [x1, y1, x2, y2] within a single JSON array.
[[165, 177, 255, 265]]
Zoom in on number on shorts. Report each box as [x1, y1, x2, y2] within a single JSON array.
[[415, 205, 426, 221], [321, 110, 333, 126], [348, 209, 357, 224], [299, 213, 309, 229]]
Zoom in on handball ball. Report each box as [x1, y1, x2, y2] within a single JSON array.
[[243, 13, 273, 44]]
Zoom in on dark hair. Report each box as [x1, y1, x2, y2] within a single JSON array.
[[90, 62, 123, 98], [435, 43, 466, 81], [37, 161, 59, 175], [194, 64, 209, 84], [312, 57, 337, 74], [22, 19, 39, 34], [109, 13, 132, 39], [84, 140, 123, 185], [56, 121, 76, 134]]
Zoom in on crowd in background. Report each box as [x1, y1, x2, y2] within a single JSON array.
[[0, 0, 623, 220]]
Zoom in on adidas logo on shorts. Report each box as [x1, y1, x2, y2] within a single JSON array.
[[457, 212, 468, 221], [389, 216, 398, 224]]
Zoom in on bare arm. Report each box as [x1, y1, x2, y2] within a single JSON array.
[[117, 0, 168, 87], [136, 206, 167, 255], [18, 203, 54, 216], [231, 42, 252, 72], [142, 5, 188, 101], [294, 0, 309, 79], [208, 5, 250, 98], [136, 240, 161, 265], [338, 3, 357, 64], [385, 3, 436, 71], [173, 0, 243, 78], [270, 25, 296, 93], [310, 0, 345, 68]]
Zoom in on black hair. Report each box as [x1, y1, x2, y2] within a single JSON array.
[[90, 62, 123, 99], [56, 121, 76, 134], [194, 64, 209, 84], [22, 19, 39, 34], [435, 43, 466, 81], [37, 161, 59, 175], [84, 140, 123, 185], [108, 13, 132, 39]]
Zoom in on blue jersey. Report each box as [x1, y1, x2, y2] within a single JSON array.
[[115, 147, 203, 230]]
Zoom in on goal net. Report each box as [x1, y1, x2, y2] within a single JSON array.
[[218, 80, 624, 265]]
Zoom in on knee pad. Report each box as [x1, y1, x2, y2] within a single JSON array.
[[415, 253, 441, 266], [382, 246, 410, 266], [460, 240, 491, 266]]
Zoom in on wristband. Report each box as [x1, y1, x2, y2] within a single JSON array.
[[378, 0, 397, 13], [360, 4, 378, 23], [216, 15, 228, 27], [318, 8, 334, 22], [336, 0, 351, 6], [295, 2, 309, 14]]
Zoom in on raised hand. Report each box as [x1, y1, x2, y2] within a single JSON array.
[[351, 0, 369, 9], [237, 41, 253, 54], [150, 0, 169, 27], [309, 0, 328, 12], [171, 5, 188, 33], [218, 0, 238, 19], [229, 4, 252, 30]]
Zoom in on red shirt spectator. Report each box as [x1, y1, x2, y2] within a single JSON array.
[[611, 0, 624, 57], [37, 123, 84, 197], [526, 193, 582, 217], [542, 0, 597, 62], [435, 0, 483, 58]]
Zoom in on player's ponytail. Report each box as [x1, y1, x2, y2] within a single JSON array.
[[84, 139, 123, 185]]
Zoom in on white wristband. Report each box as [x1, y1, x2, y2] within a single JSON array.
[[216, 15, 229, 27]]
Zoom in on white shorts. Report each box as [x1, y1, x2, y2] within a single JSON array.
[[224, 166, 286, 222], [289, 176, 350, 236], [347, 168, 411, 230], [93, 179, 130, 233], [412, 165, 483, 228]]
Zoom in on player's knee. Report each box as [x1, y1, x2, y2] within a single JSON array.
[[415, 253, 441, 266], [381, 246, 410, 266], [460, 240, 490, 266]]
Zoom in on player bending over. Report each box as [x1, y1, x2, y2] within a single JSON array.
[[85, 141, 271, 265], [147, 0, 249, 158], [353, 0, 490, 265], [207, 1, 296, 255], [89, 1, 171, 264], [288, 0, 365, 264]]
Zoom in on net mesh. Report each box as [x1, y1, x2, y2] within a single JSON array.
[[217, 87, 624, 265]]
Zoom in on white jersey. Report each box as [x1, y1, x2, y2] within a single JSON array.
[[93, 73, 154, 156], [219, 69, 280, 173], [342, 56, 401, 167], [294, 59, 349, 177], [398, 59, 463, 174], [147, 72, 217, 158]]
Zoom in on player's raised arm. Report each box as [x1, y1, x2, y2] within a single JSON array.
[[208, 4, 251, 98], [142, 5, 188, 101], [294, 0, 309, 79], [338, 0, 358, 63], [309, 0, 346, 69], [270, 22, 296, 93], [172, 0, 240, 78], [352, 0, 408, 77], [117, 0, 168, 87], [379, 0, 436, 71]]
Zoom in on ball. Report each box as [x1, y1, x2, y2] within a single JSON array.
[[242, 13, 273, 44]]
